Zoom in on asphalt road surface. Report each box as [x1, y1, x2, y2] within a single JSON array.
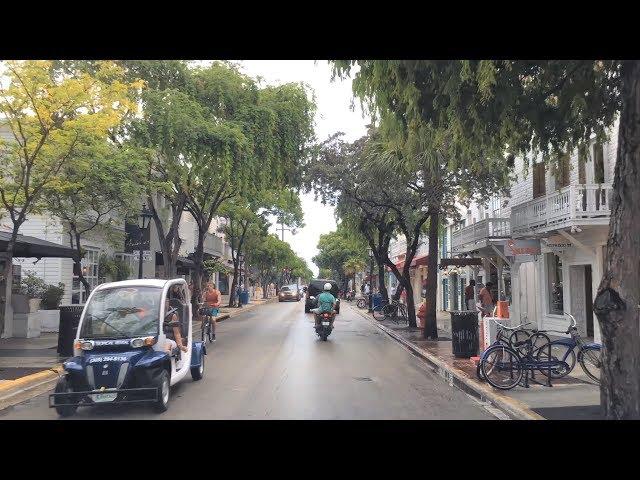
[[0, 300, 496, 420]]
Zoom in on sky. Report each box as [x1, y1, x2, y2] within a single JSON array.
[[234, 61, 370, 277]]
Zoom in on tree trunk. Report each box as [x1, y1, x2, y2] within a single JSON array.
[[377, 262, 388, 303], [191, 230, 206, 316], [229, 259, 239, 308], [71, 230, 91, 297], [423, 212, 440, 339], [593, 60, 640, 419]]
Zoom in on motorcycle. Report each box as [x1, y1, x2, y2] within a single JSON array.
[[314, 311, 335, 341]]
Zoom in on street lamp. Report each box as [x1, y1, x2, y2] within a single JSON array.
[[137, 203, 153, 279], [368, 247, 374, 313]]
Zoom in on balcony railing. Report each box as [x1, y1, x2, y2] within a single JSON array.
[[511, 183, 612, 235], [451, 218, 511, 253]]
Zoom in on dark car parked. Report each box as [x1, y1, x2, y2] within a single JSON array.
[[304, 279, 340, 314]]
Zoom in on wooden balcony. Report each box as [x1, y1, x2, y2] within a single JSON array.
[[451, 218, 511, 254], [511, 183, 612, 237]]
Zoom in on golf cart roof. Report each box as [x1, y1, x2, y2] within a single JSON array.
[[93, 279, 183, 291]]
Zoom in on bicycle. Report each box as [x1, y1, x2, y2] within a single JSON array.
[[476, 318, 547, 380], [480, 328, 568, 390], [534, 313, 602, 383], [372, 299, 408, 325], [198, 303, 217, 344], [356, 294, 371, 309]]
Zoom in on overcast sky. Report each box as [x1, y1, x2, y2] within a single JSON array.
[[234, 61, 370, 277]]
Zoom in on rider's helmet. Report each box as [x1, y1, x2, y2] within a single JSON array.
[[324, 283, 332, 291]]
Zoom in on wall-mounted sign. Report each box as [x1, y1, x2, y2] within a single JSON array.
[[505, 239, 541, 257], [545, 235, 572, 253]]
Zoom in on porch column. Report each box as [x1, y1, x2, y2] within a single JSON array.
[[496, 256, 504, 302], [510, 262, 522, 325], [472, 267, 479, 308], [593, 246, 604, 343]]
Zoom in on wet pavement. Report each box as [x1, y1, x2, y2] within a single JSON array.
[[0, 300, 496, 420]]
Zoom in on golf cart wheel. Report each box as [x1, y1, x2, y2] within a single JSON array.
[[305, 304, 310, 313], [153, 370, 170, 413], [191, 354, 205, 381], [54, 375, 78, 418]]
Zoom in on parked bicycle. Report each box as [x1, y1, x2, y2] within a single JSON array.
[[356, 294, 371, 309], [372, 299, 408, 325], [534, 313, 602, 383], [476, 318, 549, 380], [479, 326, 569, 391]]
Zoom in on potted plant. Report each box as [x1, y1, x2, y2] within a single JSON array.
[[40, 282, 65, 332], [12, 271, 46, 313]]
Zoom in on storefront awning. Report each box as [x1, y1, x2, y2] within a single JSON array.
[[0, 231, 77, 259]]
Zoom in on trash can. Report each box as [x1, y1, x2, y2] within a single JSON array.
[[240, 290, 249, 305], [57, 305, 85, 357], [372, 293, 382, 310], [449, 310, 479, 358]]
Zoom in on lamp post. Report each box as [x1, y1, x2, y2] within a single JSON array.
[[368, 247, 374, 313], [137, 203, 153, 279], [237, 253, 245, 308]]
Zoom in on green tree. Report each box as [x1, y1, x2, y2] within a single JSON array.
[[0, 60, 140, 335], [181, 62, 315, 313], [333, 60, 637, 418], [313, 225, 368, 293], [45, 141, 146, 293]]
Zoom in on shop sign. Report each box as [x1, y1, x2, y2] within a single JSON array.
[[505, 239, 541, 258], [545, 235, 572, 253]]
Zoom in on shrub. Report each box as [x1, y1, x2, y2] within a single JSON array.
[[19, 271, 47, 299], [41, 283, 65, 310]]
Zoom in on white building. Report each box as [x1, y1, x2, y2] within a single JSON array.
[[439, 120, 618, 343]]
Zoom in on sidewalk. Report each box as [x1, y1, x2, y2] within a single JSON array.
[[349, 304, 603, 420]]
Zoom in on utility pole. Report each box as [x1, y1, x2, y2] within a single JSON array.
[[276, 219, 297, 242]]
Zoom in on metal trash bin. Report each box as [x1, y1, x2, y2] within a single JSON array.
[[240, 290, 249, 305], [372, 293, 382, 310], [57, 305, 85, 357], [450, 310, 479, 358]]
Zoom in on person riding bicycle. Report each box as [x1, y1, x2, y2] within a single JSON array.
[[312, 283, 337, 327], [204, 282, 221, 341]]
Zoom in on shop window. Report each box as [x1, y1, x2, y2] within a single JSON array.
[[442, 278, 449, 310], [593, 142, 605, 184], [547, 253, 564, 314], [533, 161, 546, 198]]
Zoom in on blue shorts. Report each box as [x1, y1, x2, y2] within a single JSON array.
[[208, 307, 219, 317]]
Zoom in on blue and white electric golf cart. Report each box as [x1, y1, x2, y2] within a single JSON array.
[[49, 278, 206, 417]]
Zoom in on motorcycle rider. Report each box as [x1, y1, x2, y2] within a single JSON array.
[[312, 283, 337, 328]]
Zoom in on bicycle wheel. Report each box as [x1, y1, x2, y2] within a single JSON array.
[[509, 329, 531, 351], [383, 303, 399, 323], [480, 345, 522, 390], [536, 342, 576, 378], [372, 304, 387, 321], [201, 320, 207, 342], [356, 298, 366, 309], [579, 346, 602, 384]]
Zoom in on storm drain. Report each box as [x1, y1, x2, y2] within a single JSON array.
[[354, 377, 373, 382]]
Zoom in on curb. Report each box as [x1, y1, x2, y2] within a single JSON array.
[[348, 305, 544, 420], [0, 365, 64, 397]]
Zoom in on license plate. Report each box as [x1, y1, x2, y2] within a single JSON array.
[[91, 392, 117, 403], [322, 321, 330, 326]]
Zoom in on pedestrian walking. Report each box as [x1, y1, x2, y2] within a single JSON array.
[[479, 282, 495, 317], [465, 279, 476, 311]]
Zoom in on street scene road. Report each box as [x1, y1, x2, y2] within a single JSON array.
[[0, 301, 495, 420]]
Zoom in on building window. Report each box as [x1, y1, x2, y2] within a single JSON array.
[[555, 153, 571, 189], [547, 253, 564, 315], [533, 162, 546, 198], [441, 230, 448, 258], [593, 142, 605, 184], [442, 278, 449, 310], [72, 248, 100, 304]]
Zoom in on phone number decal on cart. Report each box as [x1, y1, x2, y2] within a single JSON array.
[[88, 356, 128, 363]]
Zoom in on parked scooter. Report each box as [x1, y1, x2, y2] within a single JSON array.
[[314, 311, 335, 341]]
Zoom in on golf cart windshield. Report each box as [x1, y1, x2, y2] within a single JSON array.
[[79, 286, 162, 339]]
